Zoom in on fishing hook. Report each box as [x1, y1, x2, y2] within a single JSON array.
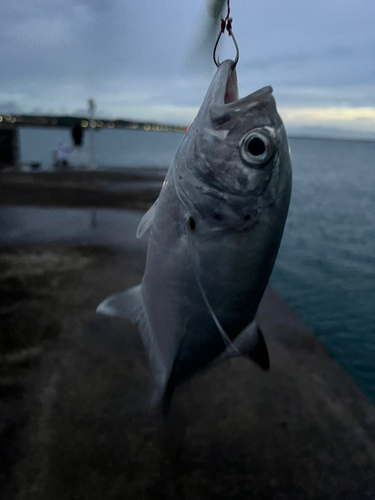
[[213, 17, 239, 67]]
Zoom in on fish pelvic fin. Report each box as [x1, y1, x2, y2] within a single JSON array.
[[234, 322, 270, 370], [217, 322, 270, 370], [97, 285, 168, 391]]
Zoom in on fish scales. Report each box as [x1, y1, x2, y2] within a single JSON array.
[[97, 59, 292, 405]]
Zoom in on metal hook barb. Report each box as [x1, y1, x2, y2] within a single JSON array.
[[213, 17, 239, 67]]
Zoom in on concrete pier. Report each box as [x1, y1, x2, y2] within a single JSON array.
[[1, 170, 375, 499]]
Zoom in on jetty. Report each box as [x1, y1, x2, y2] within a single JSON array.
[[0, 169, 375, 499]]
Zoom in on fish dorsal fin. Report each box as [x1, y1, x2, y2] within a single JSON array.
[[96, 285, 167, 393], [186, 218, 239, 355], [136, 199, 159, 239]]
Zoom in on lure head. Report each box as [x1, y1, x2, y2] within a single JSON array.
[[175, 60, 292, 228]]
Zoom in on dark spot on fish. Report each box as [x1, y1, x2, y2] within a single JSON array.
[[244, 214, 251, 221], [248, 137, 266, 156], [213, 212, 223, 221], [188, 217, 195, 231]]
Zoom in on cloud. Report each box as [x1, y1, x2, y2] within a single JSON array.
[[275, 85, 375, 108], [0, 0, 374, 137], [243, 52, 313, 71], [0, 102, 22, 114], [5, 17, 69, 48]]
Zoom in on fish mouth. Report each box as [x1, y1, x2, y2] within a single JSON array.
[[208, 61, 274, 125], [220, 60, 273, 107], [197, 60, 274, 123]]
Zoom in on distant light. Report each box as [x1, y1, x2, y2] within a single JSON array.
[[90, 119, 96, 128], [131, 123, 139, 129], [0, 116, 3, 122], [81, 120, 89, 128], [96, 120, 103, 128], [144, 124, 151, 131], [10, 117, 16, 123], [108, 121, 115, 129]]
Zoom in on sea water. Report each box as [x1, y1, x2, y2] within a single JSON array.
[[18, 127, 183, 169], [16, 127, 375, 403], [273, 137, 375, 402]]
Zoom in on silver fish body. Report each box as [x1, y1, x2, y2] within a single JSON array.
[[97, 60, 292, 402]]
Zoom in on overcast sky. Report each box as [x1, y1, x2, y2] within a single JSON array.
[[2, 0, 374, 137]]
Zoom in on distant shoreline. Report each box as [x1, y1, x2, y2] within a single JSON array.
[[288, 134, 375, 143], [1, 115, 373, 143]]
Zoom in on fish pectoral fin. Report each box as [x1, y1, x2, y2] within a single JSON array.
[[97, 285, 153, 346], [233, 322, 270, 370], [96, 285, 144, 321], [136, 198, 159, 238]]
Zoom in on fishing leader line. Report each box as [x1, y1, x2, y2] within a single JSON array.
[[187, 217, 240, 356]]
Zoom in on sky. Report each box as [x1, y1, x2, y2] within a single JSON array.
[[1, 0, 374, 138]]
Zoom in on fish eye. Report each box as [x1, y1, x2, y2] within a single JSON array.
[[248, 137, 266, 156], [240, 129, 275, 168]]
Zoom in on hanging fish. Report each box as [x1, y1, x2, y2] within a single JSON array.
[[97, 59, 292, 409]]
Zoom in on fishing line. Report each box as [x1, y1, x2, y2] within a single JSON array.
[[170, 124, 239, 355], [224, 0, 230, 23], [186, 218, 240, 356]]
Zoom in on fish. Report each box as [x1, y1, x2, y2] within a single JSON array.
[[97, 59, 292, 409]]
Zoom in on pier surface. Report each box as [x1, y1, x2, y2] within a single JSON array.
[[1, 170, 375, 500]]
